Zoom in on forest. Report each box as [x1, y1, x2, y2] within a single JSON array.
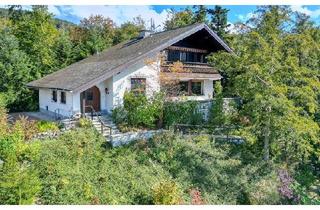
[[0, 5, 320, 204]]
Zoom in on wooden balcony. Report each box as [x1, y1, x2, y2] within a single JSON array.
[[160, 61, 222, 80]]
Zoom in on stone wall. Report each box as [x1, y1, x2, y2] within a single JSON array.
[[196, 98, 241, 121], [110, 130, 165, 147]]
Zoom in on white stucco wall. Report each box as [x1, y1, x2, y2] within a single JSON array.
[[112, 58, 161, 108], [96, 77, 113, 113], [39, 89, 74, 117]]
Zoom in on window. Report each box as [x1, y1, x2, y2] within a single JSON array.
[[167, 50, 180, 61], [191, 81, 203, 95], [52, 90, 57, 102], [167, 50, 207, 63], [60, 91, 66, 104], [131, 78, 146, 94], [179, 81, 189, 95], [180, 52, 187, 62]]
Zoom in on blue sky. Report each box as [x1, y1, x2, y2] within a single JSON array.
[[2, 5, 320, 29]]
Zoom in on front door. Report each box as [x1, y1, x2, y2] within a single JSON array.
[[80, 86, 101, 113]]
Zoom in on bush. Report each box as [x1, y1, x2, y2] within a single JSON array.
[[163, 100, 203, 127], [0, 109, 41, 204], [152, 180, 182, 204], [36, 120, 59, 132], [78, 118, 92, 128], [112, 91, 164, 131], [246, 173, 281, 204]]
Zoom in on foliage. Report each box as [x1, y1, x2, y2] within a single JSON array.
[[164, 8, 194, 30], [78, 118, 92, 128], [0, 28, 35, 111], [208, 6, 320, 165], [36, 120, 59, 132], [207, 6, 230, 38], [0, 106, 41, 204], [163, 100, 203, 127], [209, 81, 227, 126], [152, 180, 182, 204], [112, 91, 164, 130]]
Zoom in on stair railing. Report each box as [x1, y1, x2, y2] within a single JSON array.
[[84, 105, 112, 137]]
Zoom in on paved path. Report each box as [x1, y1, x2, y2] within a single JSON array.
[[8, 112, 56, 123]]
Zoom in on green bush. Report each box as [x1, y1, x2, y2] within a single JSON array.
[[78, 118, 92, 128], [152, 180, 182, 204], [163, 100, 203, 127], [36, 120, 59, 132], [0, 111, 41, 204], [112, 91, 164, 130]]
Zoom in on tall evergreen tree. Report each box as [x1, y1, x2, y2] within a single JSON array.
[[192, 5, 207, 23], [208, 6, 230, 38]]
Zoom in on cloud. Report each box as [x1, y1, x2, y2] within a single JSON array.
[[55, 5, 170, 30], [236, 12, 256, 22], [290, 5, 320, 18], [48, 5, 61, 16]]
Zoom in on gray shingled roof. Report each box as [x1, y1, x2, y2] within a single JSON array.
[[27, 23, 232, 92]]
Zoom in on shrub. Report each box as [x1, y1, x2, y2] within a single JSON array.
[[36, 120, 59, 132], [112, 91, 164, 130], [0, 110, 41, 204], [246, 174, 281, 204], [152, 180, 182, 204], [78, 118, 92, 128], [163, 100, 203, 127]]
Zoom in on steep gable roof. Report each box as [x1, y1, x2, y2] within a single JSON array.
[[27, 23, 232, 92]]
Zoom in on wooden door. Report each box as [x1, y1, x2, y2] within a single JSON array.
[[81, 86, 101, 113]]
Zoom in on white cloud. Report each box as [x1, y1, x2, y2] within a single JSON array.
[[236, 12, 257, 22], [290, 5, 320, 18], [56, 5, 170, 30], [48, 5, 61, 16]]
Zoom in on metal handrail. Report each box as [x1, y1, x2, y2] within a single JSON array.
[[84, 105, 112, 137], [54, 108, 61, 120]]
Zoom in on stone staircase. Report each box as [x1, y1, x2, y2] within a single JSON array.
[[90, 115, 121, 139]]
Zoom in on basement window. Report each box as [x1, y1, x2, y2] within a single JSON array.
[[60, 91, 66, 104], [52, 90, 57, 102]]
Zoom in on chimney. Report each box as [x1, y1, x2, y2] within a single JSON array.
[[138, 30, 153, 39]]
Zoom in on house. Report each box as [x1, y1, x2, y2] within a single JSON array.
[[27, 23, 232, 118]]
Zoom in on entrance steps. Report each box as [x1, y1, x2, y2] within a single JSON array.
[[89, 115, 121, 138]]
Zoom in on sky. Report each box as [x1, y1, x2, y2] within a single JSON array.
[[2, 5, 320, 29]]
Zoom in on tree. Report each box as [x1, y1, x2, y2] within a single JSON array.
[[0, 29, 36, 111], [80, 14, 115, 54], [113, 20, 144, 44], [292, 12, 314, 33], [164, 8, 194, 30], [9, 5, 59, 76], [192, 5, 207, 23], [208, 6, 320, 165], [207, 6, 230, 38]]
